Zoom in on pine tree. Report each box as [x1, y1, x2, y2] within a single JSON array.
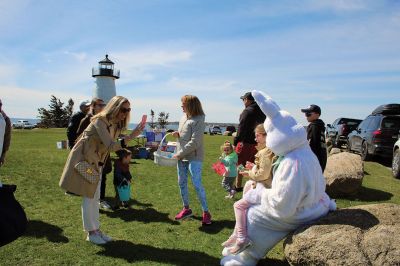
[[158, 112, 169, 129], [37, 95, 74, 128], [149, 109, 156, 129]]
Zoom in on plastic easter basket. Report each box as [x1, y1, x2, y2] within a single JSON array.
[[153, 133, 178, 167]]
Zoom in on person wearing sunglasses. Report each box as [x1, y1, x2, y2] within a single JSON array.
[[301, 104, 327, 172], [59, 96, 145, 245], [76, 98, 112, 210]]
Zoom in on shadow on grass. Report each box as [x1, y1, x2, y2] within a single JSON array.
[[102, 207, 179, 225], [193, 216, 235, 234], [25, 220, 69, 243], [98, 240, 220, 265], [257, 258, 289, 266], [103, 197, 153, 208], [339, 186, 393, 202]]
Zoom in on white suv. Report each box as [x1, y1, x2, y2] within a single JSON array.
[[13, 120, 35, 129]]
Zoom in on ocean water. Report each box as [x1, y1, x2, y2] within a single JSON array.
[[128, 123, 227, 133]]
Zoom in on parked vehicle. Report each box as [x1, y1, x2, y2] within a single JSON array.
[[209, 125, 222, 135], [326, 118, 362, 147], [225, 125, 236, 133], [393, 138, 400, 178], [12, 120, 36, 129], [347, 104, 400, 161]]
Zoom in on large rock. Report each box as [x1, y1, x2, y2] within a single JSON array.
[[324, 151, 364, 197], [284, 203, 400, 266]]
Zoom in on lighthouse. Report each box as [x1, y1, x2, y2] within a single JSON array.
[[92, 54, 120, 103]]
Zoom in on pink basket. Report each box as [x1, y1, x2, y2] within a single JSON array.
[[212, 161, 226, 176]]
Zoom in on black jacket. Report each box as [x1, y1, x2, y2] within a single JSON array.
[[307, 119, 327, 171], [66, 111, 86, 148], [234, 102, 266, 146]]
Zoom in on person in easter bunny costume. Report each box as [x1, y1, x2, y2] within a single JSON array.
[[221, 90, 336, 266]]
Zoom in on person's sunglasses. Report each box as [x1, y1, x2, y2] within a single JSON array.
[[120, 107, 131, 113], [305, 112, 313, 117], [96, 103, 106, 107]]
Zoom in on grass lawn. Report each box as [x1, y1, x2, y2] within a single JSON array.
[[0, 129, 399, 265]]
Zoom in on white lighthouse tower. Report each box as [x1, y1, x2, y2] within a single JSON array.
[[92, 54, 120, 103]]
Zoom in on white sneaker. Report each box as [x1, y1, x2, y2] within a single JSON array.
[[86, 233, 107, 245], [99, 200, 111, 210], [98, 231, 112, 242]]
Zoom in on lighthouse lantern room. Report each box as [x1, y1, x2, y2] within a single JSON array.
[[92, 54, 120, 104]]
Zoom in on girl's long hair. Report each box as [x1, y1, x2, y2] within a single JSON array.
[[92, 96, 130, 129], [181, 95, 205, 118]]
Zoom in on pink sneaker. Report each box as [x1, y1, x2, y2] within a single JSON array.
[[221, 234, 237, 247], [202, 211, 212, 225], [175, 208, 193, 220]]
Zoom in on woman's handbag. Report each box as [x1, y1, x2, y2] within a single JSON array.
[[74, 161, 99, 184]]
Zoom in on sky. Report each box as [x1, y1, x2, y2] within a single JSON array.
[[0, 0, 399, 126]]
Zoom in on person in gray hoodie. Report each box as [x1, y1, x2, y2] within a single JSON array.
[[172, 95, 212, 225]]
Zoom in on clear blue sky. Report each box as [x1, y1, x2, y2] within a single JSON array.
[[1, 0, 399, 125]]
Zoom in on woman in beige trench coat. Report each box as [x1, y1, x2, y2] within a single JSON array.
[[59, 96, 145, 245]]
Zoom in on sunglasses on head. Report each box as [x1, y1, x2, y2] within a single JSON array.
[[96, 103, 106, 107], [120, 107, 131, 113]]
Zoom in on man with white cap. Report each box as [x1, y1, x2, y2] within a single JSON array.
[[66, 100, 90, 149]]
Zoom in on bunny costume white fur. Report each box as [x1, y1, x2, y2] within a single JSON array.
[[221, 90, 336, 266]]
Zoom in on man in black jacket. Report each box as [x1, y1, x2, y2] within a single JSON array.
[[301, 104, 327, 172], [234, 92, 266, 191], [66, 100, 90, 149]]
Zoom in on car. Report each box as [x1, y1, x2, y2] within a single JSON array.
[[326, 117, 362, 147], [225, 125, 236, 133], [13, 120, 36, 129], [209, 125, 222, 135], [347, 104, 400, 161], [393, 138, 400, 178]]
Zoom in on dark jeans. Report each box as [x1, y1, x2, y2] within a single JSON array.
[[100, 172, 107, 200]]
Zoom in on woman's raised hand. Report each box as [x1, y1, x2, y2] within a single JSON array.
[[130, 120, 146, 138]]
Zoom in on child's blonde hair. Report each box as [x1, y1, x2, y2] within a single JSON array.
[[220, 140, 234, 154], [254, 123, 267, 135]]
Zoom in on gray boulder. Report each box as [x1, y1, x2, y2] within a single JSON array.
[[324, 151, 364, 197], [284, 203, 400, 266]]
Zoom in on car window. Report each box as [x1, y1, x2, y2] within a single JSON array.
[[381, 117, 400, 130], [368, 116, 380, 130], [358, 117, 372, 130]]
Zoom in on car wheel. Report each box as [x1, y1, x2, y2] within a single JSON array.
[[392, 149, 400, 179], [361, 141, 371, 161]]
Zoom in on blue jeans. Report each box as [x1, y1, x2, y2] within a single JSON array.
[[177, 160, 209, 212]]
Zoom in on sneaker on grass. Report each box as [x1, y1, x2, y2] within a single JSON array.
[[99, 200, 112, 210], [202, 211, 212, 225], [86, 233, 106, 245], [174, 208, 193, 220]]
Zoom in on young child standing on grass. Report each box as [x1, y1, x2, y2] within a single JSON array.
[[222, 124, 276, 255], [113, 149, 132, 208], [219, 141, 238, 199]]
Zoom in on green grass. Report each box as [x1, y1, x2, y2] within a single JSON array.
[[0, 129, 399, 265]]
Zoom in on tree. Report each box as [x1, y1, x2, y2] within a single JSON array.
[[37, 95, 74, 128], [149, 109, 156, 129], [157, 112, 169, 129]]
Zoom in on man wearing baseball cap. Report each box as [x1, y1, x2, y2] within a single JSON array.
[[234, 92, 266, 191], [66, 100, 91, 149], [301, 104, 327, 172]]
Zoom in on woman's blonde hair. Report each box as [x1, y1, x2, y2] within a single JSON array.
[[254, 123, 266, 135], [181, 95, 205, 118], [92, 96, 130, 129], [220, 140, 234, 154]]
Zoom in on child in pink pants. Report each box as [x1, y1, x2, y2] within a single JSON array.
[[222, 124, 276, 254]]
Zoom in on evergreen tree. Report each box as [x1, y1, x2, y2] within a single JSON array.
[[37, 95, 74, 128], [149, 109, 156, 129], [157, 112, 169, 129]]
